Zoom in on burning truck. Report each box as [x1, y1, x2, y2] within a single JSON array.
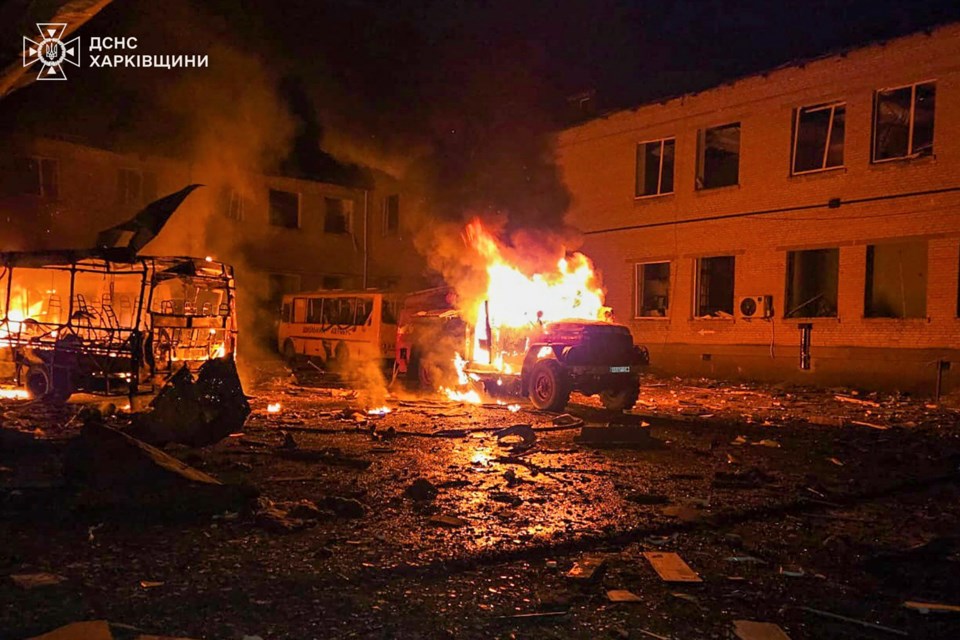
[[399, 220, 649, 412], [0, 186, 238, 403]]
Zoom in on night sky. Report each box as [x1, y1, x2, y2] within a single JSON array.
[[3, 0, 960, 225]]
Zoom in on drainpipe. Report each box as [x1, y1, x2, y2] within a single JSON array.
[[362, 189, 369, 289]]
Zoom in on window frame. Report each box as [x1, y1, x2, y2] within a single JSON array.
[[871, 80, 936, 164], [324, 197, 354, 235], [634, 261, 672, 319], [784, 248, 840, 319], [696, 122, 741, 190], [382, 194, 400, 236], [863, 240, 928, 319], [634, 137, 676, 199], [791, 101, 846, 175], [268, 189, 301, 230], [693, 255, 736, 319]]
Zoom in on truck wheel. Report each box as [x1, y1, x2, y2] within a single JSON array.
[[528, 360, 571, 412], [600, 385, 639, 412]]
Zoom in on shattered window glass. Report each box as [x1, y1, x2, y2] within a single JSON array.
[[635, 138, 675, 197], [865, 241, 927, 318], [785, 248, 839, 318], [696, 256, 736, 317], [873, 82, 936, 161], [793, 103, 845, 173], [635, 262, 670, 317], [697, 123, 740, 189]]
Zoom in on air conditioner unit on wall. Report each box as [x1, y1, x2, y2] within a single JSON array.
[[738, 295, 773, 319]]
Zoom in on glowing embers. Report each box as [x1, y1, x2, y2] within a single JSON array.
[[367, 406, 392, 416], [0, 387, 30, 400], [266, 402, 282, 413]]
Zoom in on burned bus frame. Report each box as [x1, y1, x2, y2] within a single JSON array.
[[0, 249, 237, 402]]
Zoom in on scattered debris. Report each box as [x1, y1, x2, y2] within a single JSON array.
[[643, 552, 702, 583], [607, 589, 643, 603], [494, 424, 537, 453], [64, 417, 256, 517], [27, 621, 112, 640], [850, 420, 889, 430], [733, 620, 792, 640], [798, 606, 907, 636], [404, 478, 439, 501], [128, 359, 251, 448], [496, 610, 569, 621], [566, 555, 607, 582], [751, 439, 781, 448], [903, 600, 960, 614], [835, 395, 880, 408], [713, 467, 776, 489], [625, 491, 670, 505], [661, 505, 702, 522], [575, 423, 655, 448], [274, 448, 372, 469], [11, 572, 67, 589], [428, 514, 468, 528]]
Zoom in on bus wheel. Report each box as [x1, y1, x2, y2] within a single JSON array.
[[26, 364, 73, 404]]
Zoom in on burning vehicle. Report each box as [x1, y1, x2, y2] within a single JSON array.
[[0, 186, 238, 402], [400, 221, 650, 412]]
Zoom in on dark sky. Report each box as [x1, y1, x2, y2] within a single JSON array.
[[4, 0, 960, 225]]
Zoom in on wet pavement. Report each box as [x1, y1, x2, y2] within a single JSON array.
[[2, 375, 960, 639]]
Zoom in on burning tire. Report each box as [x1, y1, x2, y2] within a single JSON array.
[[528, 360, 571, 412], [599, 385, 639, 412]]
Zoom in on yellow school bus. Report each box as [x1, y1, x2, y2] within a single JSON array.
[[277, 291, 400, 370]]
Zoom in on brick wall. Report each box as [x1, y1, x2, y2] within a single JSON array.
[[557, 24, 960, 394]]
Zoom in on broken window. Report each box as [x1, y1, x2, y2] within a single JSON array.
[[325, 197, 354, 234], [307, 298, 324, 324], [696, 122, 740, 189], [635, 138, 675, 197], [322, 275, 342, 289], [3, 157, 59, 198], [220, 187, 244, 222], [792, 102, 845, 173], [865, 241, 927, 318], [873, 82, 936, 161], [695, 256, 736, 317], [635, 262, 670, 317], [383, 194, 400, 235], [785, 248, 839, 318], [118, 168, 155, 205], [269, 189, 300, 229]]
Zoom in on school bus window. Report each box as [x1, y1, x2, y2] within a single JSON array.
[[293, 297, 308, 323], [338, 298, 357, 324], [281, 302, 291, 323], [357, 298, 373, 325], [307, 298, 323, 323]]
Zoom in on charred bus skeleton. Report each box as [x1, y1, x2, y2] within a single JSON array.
[[0, 252, 236, 402], [0, 185, 238, 402]]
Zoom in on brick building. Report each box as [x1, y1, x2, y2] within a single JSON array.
[[0, 135, 425, 349], [558, 23, 960, 394]]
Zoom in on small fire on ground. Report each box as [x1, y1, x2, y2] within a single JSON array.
[[367, 406, 392, 416], [266, 402, 282, 413]]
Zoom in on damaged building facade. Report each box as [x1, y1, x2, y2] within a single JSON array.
[[0, 136, 425, 349], [558, 23, 960, 393]]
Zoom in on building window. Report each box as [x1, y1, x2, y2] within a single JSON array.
[[792, 102, 845, 174], [325, 197, 354, 234], [785, 248, 839, 318], [696, 122, 740, 190], [269, 189, 300, 229], [220, 187, 245, 222], [383, 194, 400, 235], [635, 138, 675, 197], [865, 241, 927, 318], [268, 273, 301, 311], [873, 81, 936, 162], [635, 262, 670, 317], [695, 256, 736, 318], [322, 275, 343, 289], [118, 168, 157, 206]]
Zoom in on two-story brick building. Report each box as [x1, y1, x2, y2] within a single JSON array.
[[558, 23, 960, 394], [0, 135, 425, 351]]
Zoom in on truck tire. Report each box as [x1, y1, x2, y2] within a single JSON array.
[[600, 385, 639, 412], [528, 360, 571, 412]]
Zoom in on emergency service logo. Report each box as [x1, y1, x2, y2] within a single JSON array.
[[22, 23, 80, 81]]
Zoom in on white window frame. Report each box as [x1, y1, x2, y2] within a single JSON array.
[[791, 101, 845, 175], [635, 137, 675, 199], [871, 80, 936, 163], [634, 261, 671, 319]]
